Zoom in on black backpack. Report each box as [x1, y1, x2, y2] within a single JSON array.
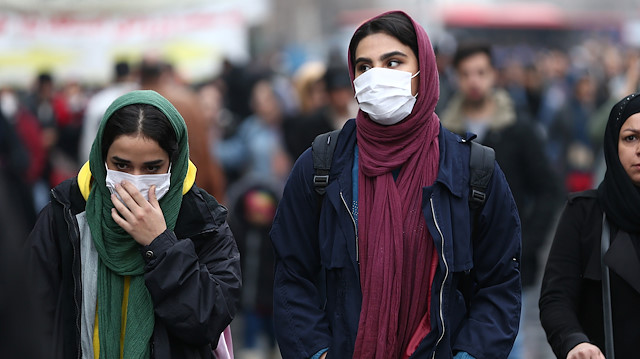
[[312, 129, 495, 212], [311, 129, 495, 307]]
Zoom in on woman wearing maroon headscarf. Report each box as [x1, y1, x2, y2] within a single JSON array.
[[270, 11, 521, 359]]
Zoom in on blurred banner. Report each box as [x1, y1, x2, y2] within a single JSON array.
[[0, 2, 265, 87]]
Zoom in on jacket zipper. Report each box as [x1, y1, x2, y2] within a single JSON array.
[[430, 196, 448, 359], [51, 189, 83, 359], [339, 191, 359, 264]]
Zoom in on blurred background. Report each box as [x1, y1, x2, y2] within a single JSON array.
[[2, 0, 640, 358]]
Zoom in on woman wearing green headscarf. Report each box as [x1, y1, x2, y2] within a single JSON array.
[[27, 90, 241, 359]]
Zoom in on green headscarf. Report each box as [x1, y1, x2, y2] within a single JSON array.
[[86, 90, 189, 359]]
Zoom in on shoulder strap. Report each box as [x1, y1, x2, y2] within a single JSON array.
[[312, 129, 341, 195], [601, 214, 615, 359], [469, 140, 495, 209]]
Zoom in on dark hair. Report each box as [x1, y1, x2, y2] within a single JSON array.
[[114, 61, 130, 80], [101, 104, 178, 162], [452, 43, 494, 69], [348, 12, 419, 72]]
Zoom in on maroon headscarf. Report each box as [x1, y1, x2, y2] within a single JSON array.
[[348, 11, 441, 359]]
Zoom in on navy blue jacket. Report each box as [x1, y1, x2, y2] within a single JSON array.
[[270, 119, 521, 359]]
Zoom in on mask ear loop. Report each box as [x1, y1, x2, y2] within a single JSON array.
[[411, 71, 420, 98]]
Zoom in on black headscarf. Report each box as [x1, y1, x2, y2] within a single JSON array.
[[597, 92, 640, 233]]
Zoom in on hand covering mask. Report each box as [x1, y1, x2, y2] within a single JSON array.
[[105, 164, 171, 203]]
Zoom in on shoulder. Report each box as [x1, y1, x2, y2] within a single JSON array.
[[567, 189, 598, 204], [51, 177, 86, 214], [176, 185, 228, 234], [560, 190, 601, 223]]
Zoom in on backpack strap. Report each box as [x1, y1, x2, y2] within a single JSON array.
[[469, 140, 495, 209], [312, 129, 341, 195]]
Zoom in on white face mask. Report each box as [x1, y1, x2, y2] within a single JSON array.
[[105, 164, 171, 203], [353, 67, 419, 125]]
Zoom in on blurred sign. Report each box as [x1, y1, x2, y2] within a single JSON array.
[[0, 3, 256, 88]]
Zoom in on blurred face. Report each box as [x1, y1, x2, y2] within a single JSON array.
[[456, 52, 495, 105], [106, 134, 170, 175], [252, 81, 282, 125], [618, 113, 640, 186], [353, 32, 419, 96]]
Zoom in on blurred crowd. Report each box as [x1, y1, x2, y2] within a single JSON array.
[[2, 33, 640, 359]]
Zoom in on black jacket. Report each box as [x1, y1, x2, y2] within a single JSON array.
[[27, 177, 242, 359], [539, 190, 640, 358]]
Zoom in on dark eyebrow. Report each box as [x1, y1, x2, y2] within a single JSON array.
[[354, 51, 408, 67], [111, 156, 130, 164], [143, 159, 164, 166], [354, 56, 371, 66], [111, 156, 164, 166], [379, 51, 408, 61]]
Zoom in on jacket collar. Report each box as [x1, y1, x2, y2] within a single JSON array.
[[440, 89, 517, 134]]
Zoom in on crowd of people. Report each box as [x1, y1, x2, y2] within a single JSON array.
[[2, 9, 640, 359]]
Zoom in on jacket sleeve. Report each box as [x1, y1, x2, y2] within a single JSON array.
[[142, 203, 241, 346], [269, 150, 332, 359], [453, 163, 522, 359], [26, 203, 64, 359], [539, 199, 591, 358]]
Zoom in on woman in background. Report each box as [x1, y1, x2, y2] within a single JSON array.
[[540, 93, 640, 358]]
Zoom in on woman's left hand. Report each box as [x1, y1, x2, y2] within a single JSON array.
[[111, 181, 167, 246]]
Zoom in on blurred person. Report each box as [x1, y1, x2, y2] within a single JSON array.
[[220, 58, 264, 121], [537, 49, 571, 138], [440, 42, 562, 359], [58, 79, 89, 164], [140, 55, 227, 203], [0, 87, 46, 228], [549, 70, 599, 193], [522, 64, 545, 121], [23, 72, 79, 211], [216, 79, 292, 187], [292, 61, 328, 116], [433, 31, 457, 115], [271, 11, 521, 359], [539, 92, 640, 359], [227, 178, 280, 359], [79, 60, 138, 163], [0, 98, 33, 235], [27, 90, 241, 359], [0, 100, 44, 358], [283, 64, 356, 159]]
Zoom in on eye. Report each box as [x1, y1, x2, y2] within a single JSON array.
[[357, 64, 371, 73], [624, 135, 638, 142], [145, 165, 161, 173], [114, 162, 128, 170], [387, 59, 401, 68]]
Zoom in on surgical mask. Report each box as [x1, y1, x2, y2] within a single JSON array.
[[353, 67, 419, 125], [105, 163, 171, 203]]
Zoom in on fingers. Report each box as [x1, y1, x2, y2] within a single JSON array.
[[148, 185, 159, 207], [117, 180, 147, 207]]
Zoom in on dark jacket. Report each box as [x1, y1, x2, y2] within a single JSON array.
[[27, 177, 242, 359], [539, 190, 640, 358], [270, 119, 522, 359]]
